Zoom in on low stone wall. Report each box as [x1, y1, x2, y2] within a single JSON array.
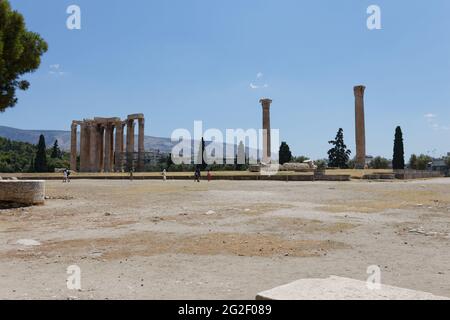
[[363, 173, 396, 180], [394, 170, 444, 180], [0, 180, 45, 205], [11, 174, 353, 182]]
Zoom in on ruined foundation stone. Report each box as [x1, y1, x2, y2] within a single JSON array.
[[0, 180, 45, 205]]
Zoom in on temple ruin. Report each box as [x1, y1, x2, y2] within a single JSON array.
[[70, 114, 145, 172]]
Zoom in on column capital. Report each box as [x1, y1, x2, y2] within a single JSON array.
[[259, 98, 272, 109], [354, 85, 366, 97]]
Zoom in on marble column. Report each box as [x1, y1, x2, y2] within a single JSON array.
[[137, 118, 145, 171], [354, 85, 366, 169], [103, 124, 113, 172], [98, 125, 104, 172], [259, 98, 272, 163], [80, 122, 90, 172], [89, 122, 99, 172], [70, 123, 77, 171], [114, 122, 124, 172], [126, 119, 135, 170]]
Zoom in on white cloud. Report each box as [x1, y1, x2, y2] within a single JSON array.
[[48, 64, 67, 76], [424, 113, 450, 131], [249, 72, 268, 90]]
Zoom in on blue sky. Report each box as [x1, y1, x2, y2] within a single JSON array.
[[2, 0, 450, 159]]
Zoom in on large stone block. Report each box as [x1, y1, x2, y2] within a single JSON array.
[[0, 180, 45, 205], [256, 276, 449, 300]]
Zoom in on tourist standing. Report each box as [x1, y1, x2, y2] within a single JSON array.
[[207, 170, 212, 182], [162, 169, 167, 181], [63, 169, 68, 183], [66, 169, 71, 183]]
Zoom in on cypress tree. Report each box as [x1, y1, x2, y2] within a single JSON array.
[[392, 126, 405, 170], [278, 142, 293, 165], [327, 128, 351, 168], [34, 134, 48, 172], [51, 139, 61, 158]]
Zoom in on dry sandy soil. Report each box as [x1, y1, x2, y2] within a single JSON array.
[[0, 178, 449, 299]]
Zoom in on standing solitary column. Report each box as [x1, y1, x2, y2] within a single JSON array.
[[354, 85, 366, 169], [137, 118, 145, 171], [259, 98, 272, 163], [70, 122, 78, 171]]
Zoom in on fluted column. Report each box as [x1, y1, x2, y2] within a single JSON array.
[[98, 125, 104, 172], [114, 122, 124, 172], [260, 98, 272, 163], [126, 119, 135, 170], [70, 123, 77, 171], [80, 122, 90, 172], [89, 122, 99, 172], [104, 124, 113, 172], [354, 85, 366, 169], [137, 118, 145, 171]]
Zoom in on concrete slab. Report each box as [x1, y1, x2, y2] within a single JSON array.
[[256, 276, 449, 300]]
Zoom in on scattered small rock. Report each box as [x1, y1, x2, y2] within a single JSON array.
[[16, 239, 41, 246]]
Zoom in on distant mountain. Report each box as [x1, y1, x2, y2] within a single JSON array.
[[0, 126, 262, 158], [0, 125, 175, 153]]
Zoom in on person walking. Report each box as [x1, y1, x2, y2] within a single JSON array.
[[63, 169, 68, 183], [207, 170, 212, 182], [194, 167, 201, 182], [66, 169, 71, 183], [162, 169, 167, 181]]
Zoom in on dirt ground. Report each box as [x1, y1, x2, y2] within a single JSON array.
[[0, 178, 449, 299]]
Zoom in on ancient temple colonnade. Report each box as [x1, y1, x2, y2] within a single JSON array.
[[70, 114, 145, 172]]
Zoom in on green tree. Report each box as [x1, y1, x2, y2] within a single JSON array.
[[196, 137, 207, 170], [34, 134, 48, 172], [327, 128, 351, 168], [0, 0, 48, 112], [370, 156, 390, 169], [50, 139, 61, 158], [409, 154, 418, 169], [392, 126, 405, 170], [410, 154, 432, 170], [292, 155, 310, 163], [278, 142, 292, 165]]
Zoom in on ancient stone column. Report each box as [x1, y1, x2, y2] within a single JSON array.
[[89, 122, 99, 172], [104, 124, 113, 172], [70, 122, 78, 171], [354, 85, 366, 169], [260, 98, 272, 163], [79, 122, 90, 172], [114, 122, 124, 172], [126, 119, 135, 170], [97, 125, 105, 172], [137, 118, 145, 171]]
